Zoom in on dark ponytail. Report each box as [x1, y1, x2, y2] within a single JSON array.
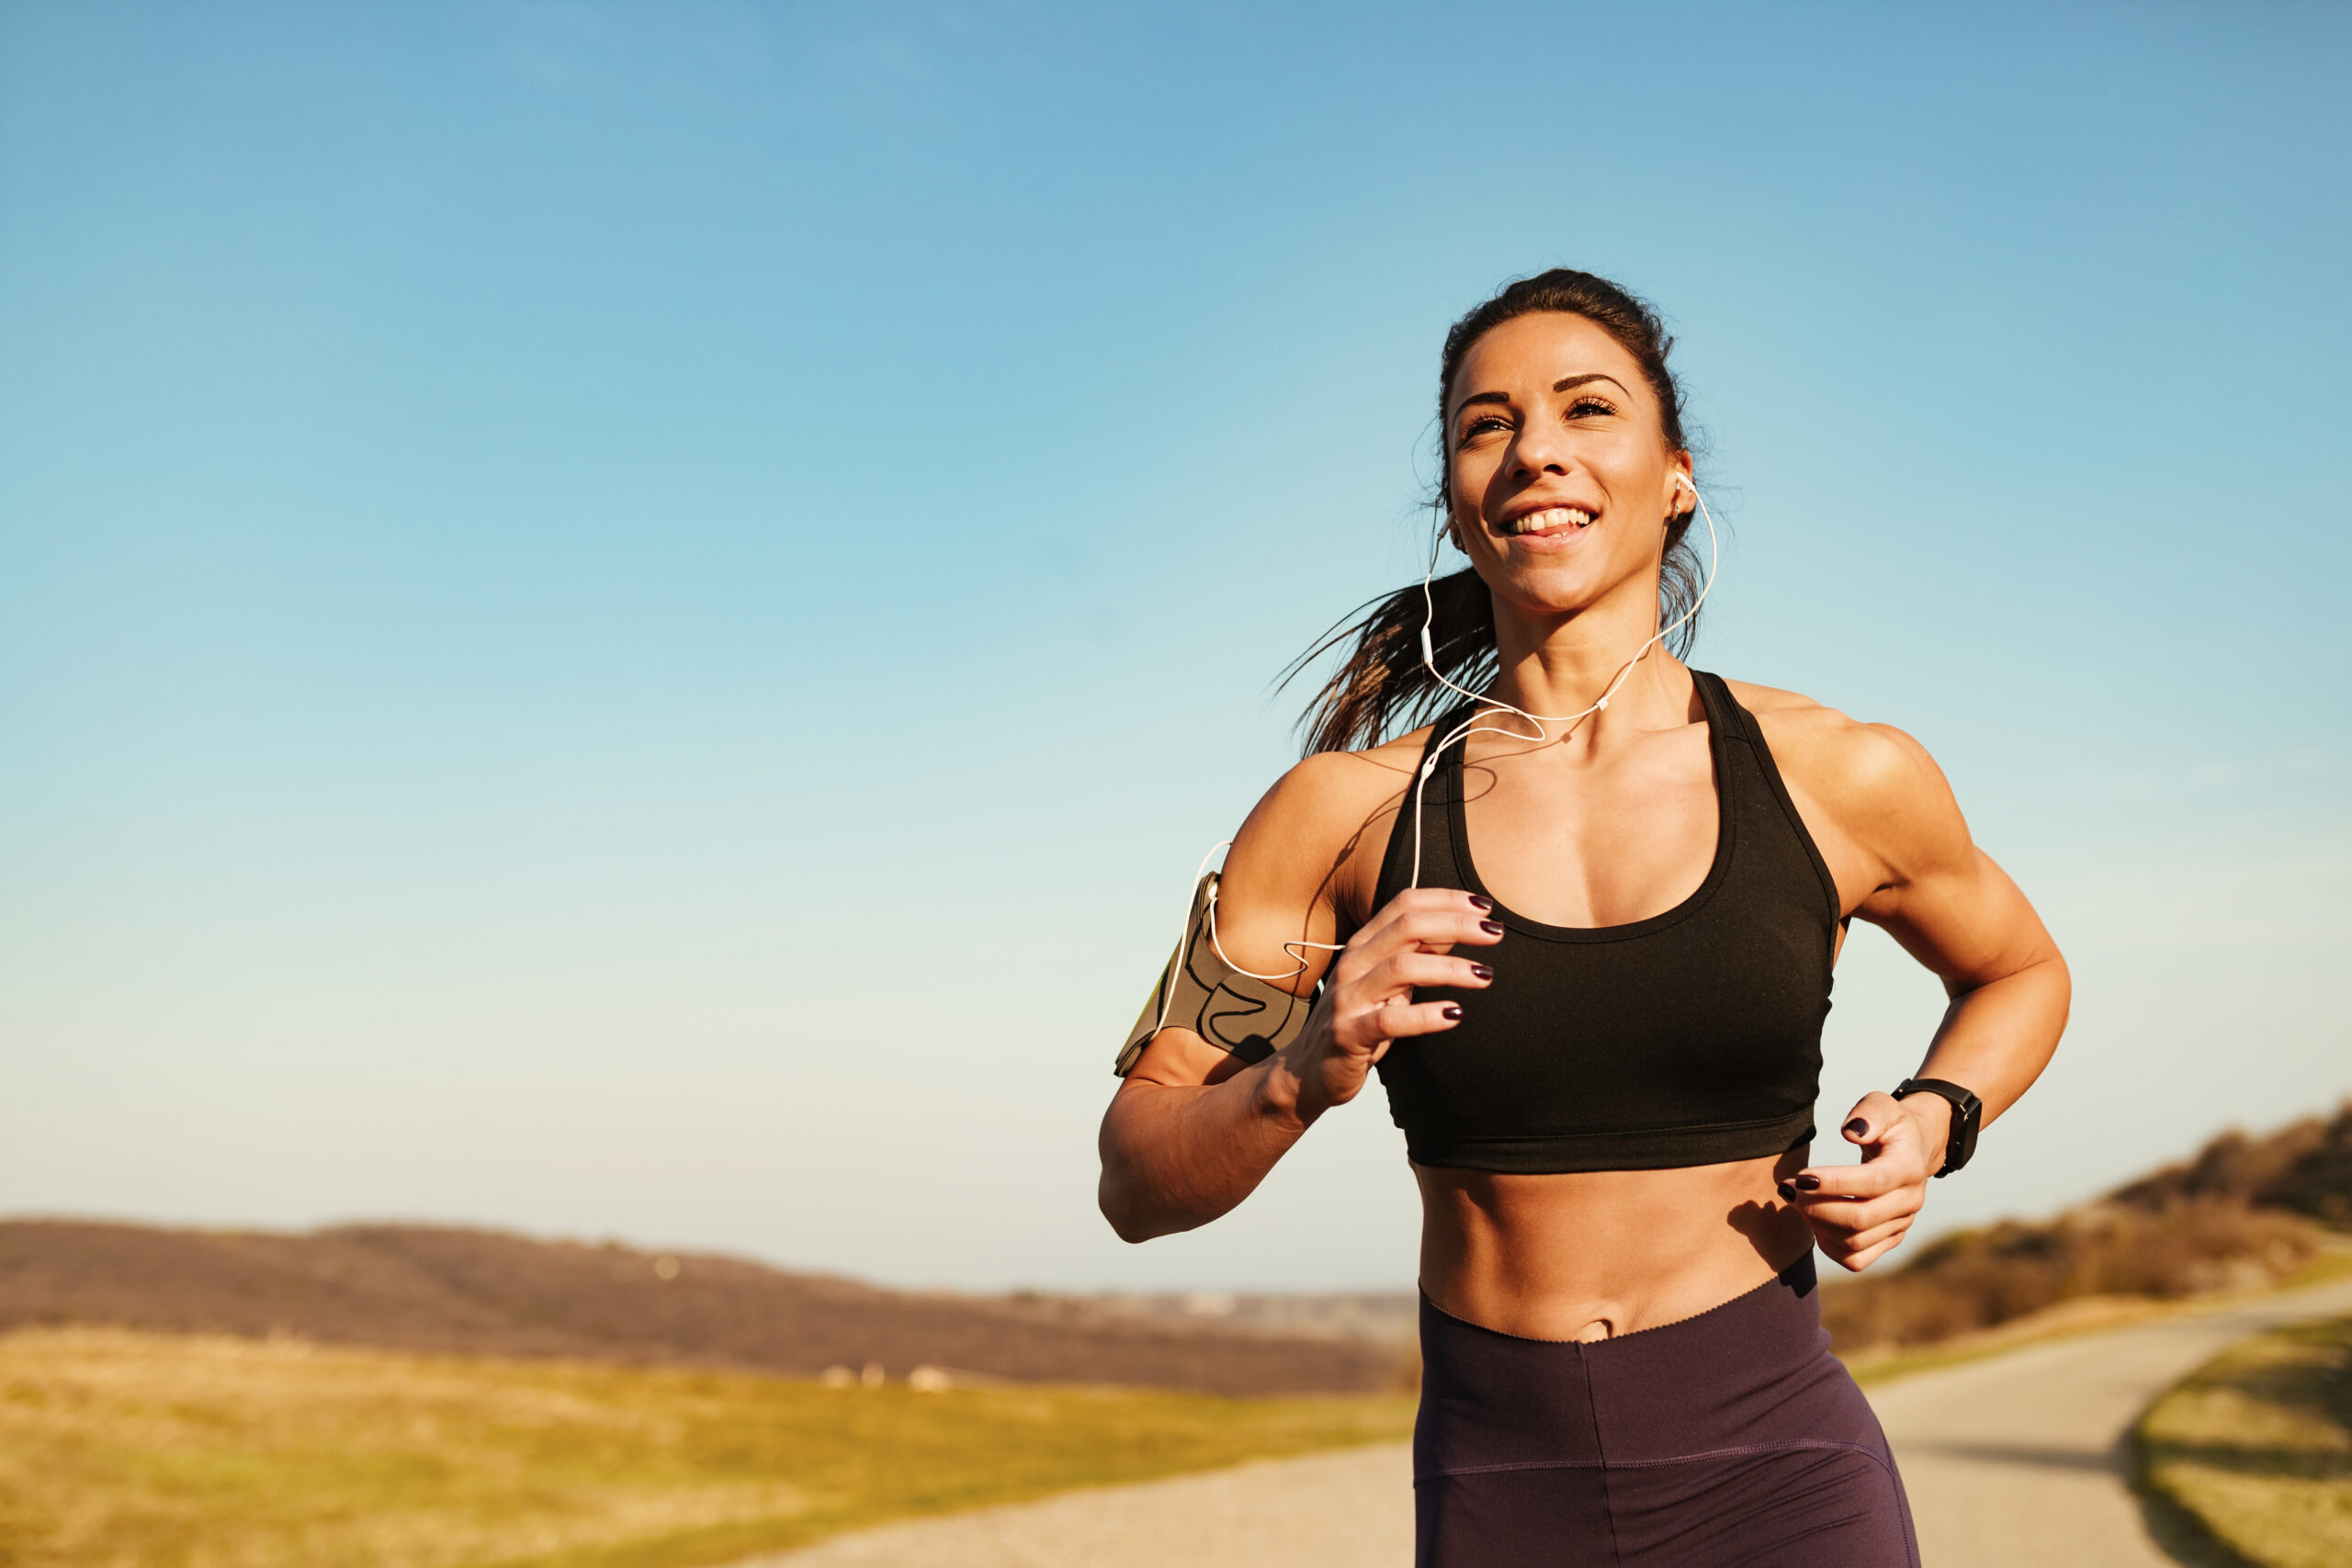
[[1286, 270, 1702, 757]]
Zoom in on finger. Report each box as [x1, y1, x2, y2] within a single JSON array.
[[1836, 1216, 1915, 1255], [1788, 1159, 1913, 1201], [1352, 888, 1493, 950], [1377, 908, 1505, 952], [1796, 1203, 1909, 1250], [1333, 998, 1464, 1050], [1379, 886, 1494, 914], [1837, 1231, 1913, 1271], [1340, 908, 1503, 978], [1810, 1211, 1914, 1259], [1363, 951, 1494, 996], [1823, 1245, 1875, 1274], [1797, 1193, 1918, 1235], [1838, 1091, 1904, 1147]]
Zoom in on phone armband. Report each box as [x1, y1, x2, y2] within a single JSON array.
[[1113, 871, 1317, 1077]]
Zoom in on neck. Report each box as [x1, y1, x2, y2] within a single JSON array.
[[1484, 581, 1684, 736]]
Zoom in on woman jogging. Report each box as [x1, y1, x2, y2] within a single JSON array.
[[1096, 269, 2069, 1566]]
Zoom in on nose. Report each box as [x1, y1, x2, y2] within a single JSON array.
[[1507, 415, 1577, 482]]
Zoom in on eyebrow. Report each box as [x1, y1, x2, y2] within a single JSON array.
[[1451, 373, 1634, 422]]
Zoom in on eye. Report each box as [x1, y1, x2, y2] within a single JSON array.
[[1566, 396, 1618, 419], [1460, 413, 1511, 439]]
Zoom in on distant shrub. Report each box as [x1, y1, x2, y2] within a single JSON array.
[[2113, 1103, 2352, 1228], [1821, 1101, 2352, 1356]]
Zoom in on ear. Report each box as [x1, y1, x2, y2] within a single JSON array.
[[1663, 454, 1695, 520]]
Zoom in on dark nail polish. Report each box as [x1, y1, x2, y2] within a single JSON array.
[[1792, 1174, 1821, 1190], [1845, 1118, 1870, 1137], [1776, 1183, 1796, 1201], [1467, 895, 1494, 911], [1479, 919, 1504, 935], [1441, 1004, 1463, 1021], [1470, 964, 1494, 980]]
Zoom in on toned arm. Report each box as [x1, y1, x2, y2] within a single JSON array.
[[1745, 688, 2072, 1269], [1096, 745, 1501, 1242]]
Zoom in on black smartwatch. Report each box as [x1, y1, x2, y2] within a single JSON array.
[[1892, 1077, 1983, 1178]]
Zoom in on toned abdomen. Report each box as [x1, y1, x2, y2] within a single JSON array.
[[1414, 1153, 1815, 1342]]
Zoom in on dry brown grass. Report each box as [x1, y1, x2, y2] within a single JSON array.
[[2136, 1313, 2352, 1568], [0, 1326, 1413, 1568], [0, 1222, 1410, 1396], [1821, 1199, 2328, 1356]]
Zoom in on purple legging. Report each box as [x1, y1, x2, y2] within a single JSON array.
[[1414, 1256, 1918, 1566]]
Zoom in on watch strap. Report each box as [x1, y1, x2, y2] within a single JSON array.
[[1893, 1077, 1983, 1177]]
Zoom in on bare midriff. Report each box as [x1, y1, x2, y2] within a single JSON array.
[[1415, 1151, 1817, 1342]]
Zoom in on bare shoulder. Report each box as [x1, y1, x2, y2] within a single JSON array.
[[1721, 678, 1966, 867], [1246, 722, 1429, 832], [1222, 726, 1429, 919]]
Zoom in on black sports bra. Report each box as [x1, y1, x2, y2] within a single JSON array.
[[1371, 671, 1842, 1174]]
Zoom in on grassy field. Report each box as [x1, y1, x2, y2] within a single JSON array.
[[0, 1326, 1413, 1568], [2135, 1312, 2352, 1568], [1843, 1248, 2352, 1391]]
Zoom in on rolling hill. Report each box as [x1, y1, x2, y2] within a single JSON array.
[[1820, 1100, 2352, 1352], [0, 1220, 1410, 1395], [9, 1100, 2349, 1382]]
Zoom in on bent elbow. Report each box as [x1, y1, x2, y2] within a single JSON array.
[[1096, 1172, 1154, 1245], [2028, 944, 2074, 1038], [1098, 1169, 1193, 1245]]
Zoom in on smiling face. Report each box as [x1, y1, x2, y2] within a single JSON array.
[[1444, 310, 1690, 627]]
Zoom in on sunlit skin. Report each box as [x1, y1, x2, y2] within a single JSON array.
[[1098, 311, 2070, 1343]]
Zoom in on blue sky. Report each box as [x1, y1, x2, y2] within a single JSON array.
[[4, 1, 2346, 1291]]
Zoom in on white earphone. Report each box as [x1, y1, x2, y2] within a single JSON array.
[[1157, 473, 1722, 1029], [1405, 473, 1721, 888], [1150, 839, 1346, 1037]]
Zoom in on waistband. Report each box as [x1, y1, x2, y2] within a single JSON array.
[[1416, 1254, 1863, 1471]]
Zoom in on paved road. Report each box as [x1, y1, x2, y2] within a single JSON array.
[[747, 1443, 1416, 1568], [1871, 1273, 2352, 1566], [749, 1276, 2352, 1568]]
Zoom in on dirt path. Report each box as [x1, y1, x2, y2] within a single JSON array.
[[747, 1276, 2352, 1568]]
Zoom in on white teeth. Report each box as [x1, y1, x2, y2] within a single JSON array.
[[1505, 507, 1593, 536]]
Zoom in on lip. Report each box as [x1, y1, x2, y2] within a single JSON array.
[[1493, 499, 1601, 541]]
